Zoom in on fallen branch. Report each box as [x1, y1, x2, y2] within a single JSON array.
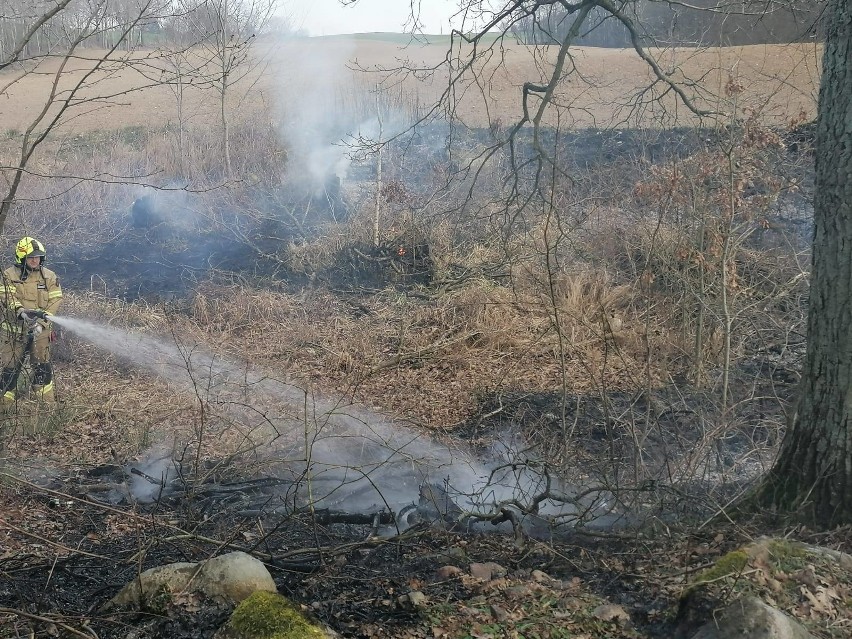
[[236, 508, 394, 525], [0, 517, 111, 561], [0, 606, 96, 639]]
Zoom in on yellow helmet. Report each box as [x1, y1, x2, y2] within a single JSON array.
[[15, 236, 46, 265]]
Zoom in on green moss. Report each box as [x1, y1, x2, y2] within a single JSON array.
[[766, 539, 808, 562], [692, 550, 749, 587], [146, 584, 174, 615], [227, 591, 325, 639], [684, 549, 749, 597]]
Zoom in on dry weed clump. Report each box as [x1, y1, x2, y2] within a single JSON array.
[[190, 283, 306, 337], [187, 283, 379, 381], [61, 292, 172, 333], [510, 263, 632, 337], [284, 225, 355, 277], [426, 279, 533, 351]]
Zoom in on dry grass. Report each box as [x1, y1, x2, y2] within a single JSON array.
[[0, 41, 822, 135], [0, 37, 821, 639], [0, 35, 812, 505], [168, 265, 657, 431]]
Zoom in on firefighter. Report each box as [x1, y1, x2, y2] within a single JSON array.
[[0, 237, 63, 404]]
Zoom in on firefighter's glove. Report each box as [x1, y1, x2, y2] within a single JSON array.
[[17, 308, 33, 321], [31, 323, 43, 336]]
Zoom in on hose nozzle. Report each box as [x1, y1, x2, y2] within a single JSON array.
[[23, 309, 48, 321]]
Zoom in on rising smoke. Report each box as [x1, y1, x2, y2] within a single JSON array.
[[272, 37, 415, 197]]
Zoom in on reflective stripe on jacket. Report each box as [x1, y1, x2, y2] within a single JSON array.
[[0, 265, 63, 333]]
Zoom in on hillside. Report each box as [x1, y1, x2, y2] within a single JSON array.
[[1, 29, 846, 639]]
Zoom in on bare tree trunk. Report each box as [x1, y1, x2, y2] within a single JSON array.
[[373, 93, 383, 247], [719, 150, 735, 412], [175, 61, 187, 174], [220, 0, 232, 178], [693, 209, 707, 387], [221, 82, 231, 177], [756, 0, 852, 527], [542, 163, 569, 449]]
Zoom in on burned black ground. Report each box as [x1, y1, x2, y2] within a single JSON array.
[[0, 473, 711, 639]]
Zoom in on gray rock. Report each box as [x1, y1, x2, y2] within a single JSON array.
[[530, 569, 555, 584], [435, 565, 463, 579], [398, 591, 428, 609], [197, 551, 277, 602], [593, 603, 630, 625], [690, 596, 816, 639], [490, 604, 509, 622], [429, 546, 467, 564], [802, 544, 852, 571], [105, 551, 276, 611], [504, 585, 534, 599], [469, 562, 507, 580], [104, 562, 198, 611]]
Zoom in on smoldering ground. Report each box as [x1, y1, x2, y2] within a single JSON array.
[[48, 314, 611, 533]]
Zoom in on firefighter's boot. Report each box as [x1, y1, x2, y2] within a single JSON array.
[[0, 367, 18, 407], [32, 363, 55, 404]]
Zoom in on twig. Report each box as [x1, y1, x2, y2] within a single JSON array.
[[0, 606, 96, 638], [0, 517, 111, 560]]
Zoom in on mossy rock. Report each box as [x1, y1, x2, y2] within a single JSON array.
[[105, 551, 276, 612], [688, 538, 813, 595], [104, 562, 198, 612], [678, 537, 852, 639], [690, 549, 750, 590], [215, 591, 333, 639]]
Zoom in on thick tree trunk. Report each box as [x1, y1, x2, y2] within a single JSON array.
[[757, 1, 852, 527]]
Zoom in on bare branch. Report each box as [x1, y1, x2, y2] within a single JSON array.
[[0, 0, 74, 71]]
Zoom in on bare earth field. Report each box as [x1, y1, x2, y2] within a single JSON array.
[[0, 37, 821, 135]]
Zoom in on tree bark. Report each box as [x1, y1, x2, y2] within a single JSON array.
[[757, 0, 852, 527]]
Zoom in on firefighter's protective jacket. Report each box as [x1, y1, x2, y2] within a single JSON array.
[[0, 265, 63, 334]]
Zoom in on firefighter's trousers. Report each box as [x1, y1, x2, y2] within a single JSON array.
[[0, 329, 54, 403]]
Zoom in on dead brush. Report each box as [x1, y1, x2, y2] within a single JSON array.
[[60, 292, 172, 332], [47, 293, 303, 464], [64, 360, 198, 456], [514, 266, 633, 336], [281, 200, 387, 279], [287, 209, 444, 287], [190, 283, 301, 335], [420, 218, 455, 279], [423, 280, 533, 351], [285, 227, 352, 277], [188, 283, 370, 372], [454, 241, 506, 274]]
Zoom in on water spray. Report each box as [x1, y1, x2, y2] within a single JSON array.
[[44, 313, 617, 534]]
